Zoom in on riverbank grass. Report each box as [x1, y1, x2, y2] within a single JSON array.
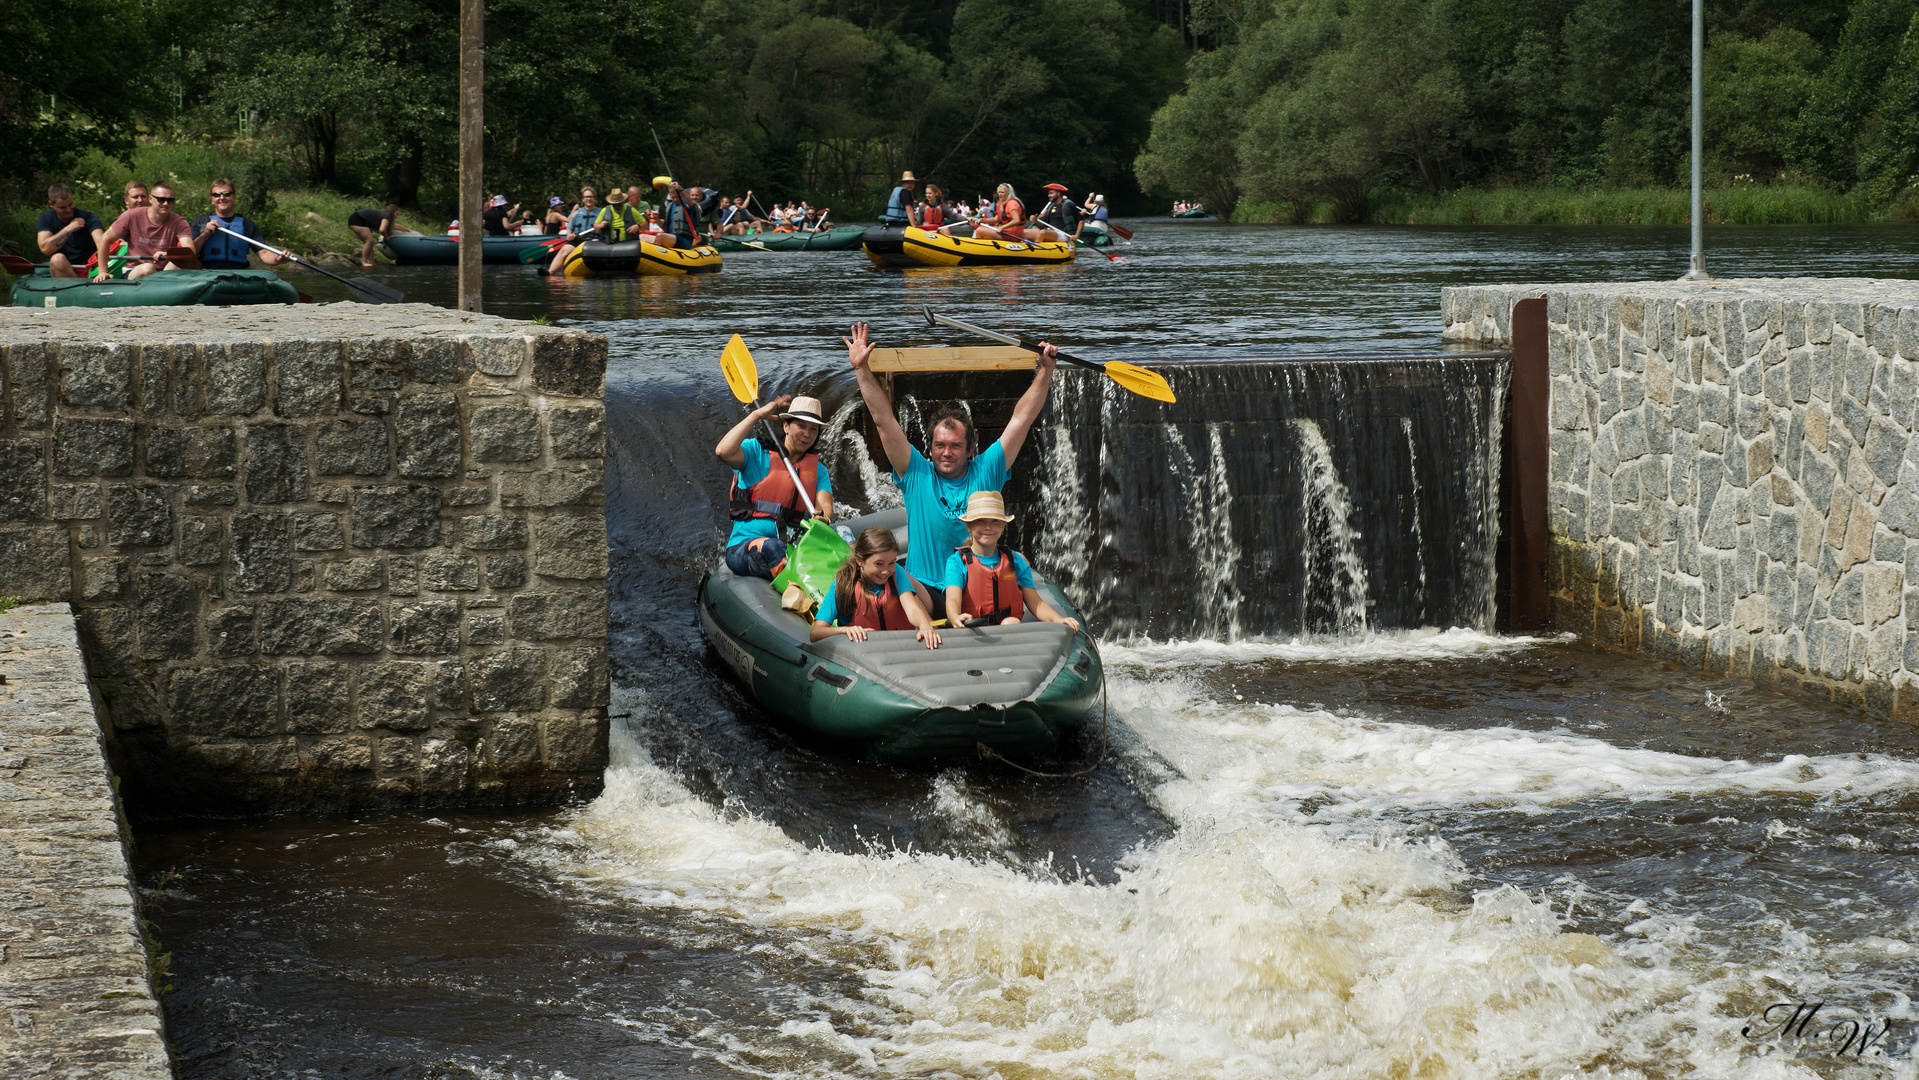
[[1235, 185, 1910, 226]]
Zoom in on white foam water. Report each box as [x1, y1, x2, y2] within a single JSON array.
[[530, 671, 1919, 1078]]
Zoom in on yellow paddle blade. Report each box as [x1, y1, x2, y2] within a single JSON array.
[[1103, 359, 1177, 403], [720, 334, 759, 404]]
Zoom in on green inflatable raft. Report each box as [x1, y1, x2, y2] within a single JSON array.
[[698, 508, 1103, 764], [713, 226, 867, 253], [11, 267, 299, 308]]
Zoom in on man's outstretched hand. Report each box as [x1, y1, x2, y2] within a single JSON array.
[[845, 322, 876, 371]]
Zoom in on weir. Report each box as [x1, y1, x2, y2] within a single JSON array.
[[863, 353, 1514, 640]]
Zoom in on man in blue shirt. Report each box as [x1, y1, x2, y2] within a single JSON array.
[[189, 179, 294, 271], [846, 321, 1060, 621], [881, 171, 916, 225]]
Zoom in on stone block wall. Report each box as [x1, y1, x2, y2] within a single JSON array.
[[1444, 279, 1919, 721], [0, 306, 611, 813], [0, 603, 169, 1079]]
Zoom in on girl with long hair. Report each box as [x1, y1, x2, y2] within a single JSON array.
[[811, 527, 941, 649]]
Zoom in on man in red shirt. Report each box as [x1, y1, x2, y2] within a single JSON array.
[[97, 181, 194, 280]]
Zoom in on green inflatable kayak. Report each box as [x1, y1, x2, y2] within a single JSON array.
[[713, 226, 867, 253], [11, 268, 299, 308], [698, 508, 1102, 763]]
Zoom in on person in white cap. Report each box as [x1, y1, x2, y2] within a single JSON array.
[[943, 491, 1078, 630], [714, 393, 834, 579]]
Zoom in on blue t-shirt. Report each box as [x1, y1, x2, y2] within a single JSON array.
[[943, 547, 1034, 594], [726, 437, 832, 547], [818, 564, 916, 626], [895, 441, 1009, 587], [567, 206, 597, 235]]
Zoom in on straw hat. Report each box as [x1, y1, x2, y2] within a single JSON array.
[[780, 396, 826, 425], [606, 190, 628, 204], [900, 171, 917, 182], [957, 490, 1014, 522]]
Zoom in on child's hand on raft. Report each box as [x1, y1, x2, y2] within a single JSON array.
[[1060, 616, 1081, 632], [917, 625, 940, 649], [842, 625, 870, 642]]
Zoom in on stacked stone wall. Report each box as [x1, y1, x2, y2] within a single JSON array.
[[1445, 279, 1919, 720], [0, 307, 611, 813]]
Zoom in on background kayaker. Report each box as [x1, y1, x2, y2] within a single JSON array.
[[943, 491, 1079, 631], [192, 179, 296, 270], [658, 182, 717, 249], [845, 321, 1060, 623], [714, 393, 834, 580], [1082, 194, 1111, 240], [812, 527, 940, 649], [910, 183, 949, 233], [546, 187, 601, 275], [36, 183, 106, 279], [881, 171, 917, 225], [541, 197, 567, 235], [592, 190, 646, 242], [98, 181, 193, 280], [481, 195, 524, 236], [1030, 183, 1081, 243], [343, 203, 414, 268], [971, 183, 1026, 241]]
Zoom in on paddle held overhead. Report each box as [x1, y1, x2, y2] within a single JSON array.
[[922, 309, 1175, 403]]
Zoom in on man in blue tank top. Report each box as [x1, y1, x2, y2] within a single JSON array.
[[845, 321, 1059, 622], [190, 179, 292, 270], [881, 171, 916, 225]]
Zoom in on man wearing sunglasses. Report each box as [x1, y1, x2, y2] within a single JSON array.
[[190, 179, 291, 271], [97, 181, 194, 280]]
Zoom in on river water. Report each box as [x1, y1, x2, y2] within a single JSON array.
[[139, 224, 1919, 1078]]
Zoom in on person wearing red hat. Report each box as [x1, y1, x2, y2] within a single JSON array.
[[1028, 183, 1082, 243]]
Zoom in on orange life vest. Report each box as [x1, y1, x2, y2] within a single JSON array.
[[847, 576, 910, 630], [956, 546, 1024, 624], [729, 447, 820, 528]]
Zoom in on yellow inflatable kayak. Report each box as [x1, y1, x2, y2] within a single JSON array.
[[900, 227, 1075, 267], [563, 239, 722, 277]]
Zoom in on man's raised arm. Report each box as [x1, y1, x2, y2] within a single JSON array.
[[997, 344, 1060, 465], [846, 322, 912, 475]]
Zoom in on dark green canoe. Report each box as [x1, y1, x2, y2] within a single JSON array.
[[11, 268, 299, 308], [698, 508, 1102, 764], [713, 226, 867, 252]]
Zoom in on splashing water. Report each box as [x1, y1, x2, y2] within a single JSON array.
[[1294, 418, 1372, 637]]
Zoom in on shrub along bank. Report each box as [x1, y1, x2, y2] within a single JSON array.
[[1235, 184, 1909, 227]]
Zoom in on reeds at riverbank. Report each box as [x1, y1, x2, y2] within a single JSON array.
[[1235, 185, 1919, 227]]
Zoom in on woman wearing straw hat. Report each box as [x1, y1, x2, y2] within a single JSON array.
[[714, 394, 834, 579]]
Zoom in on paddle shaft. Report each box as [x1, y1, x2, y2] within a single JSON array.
[[646, 123, 706, 247], [925, 310, 1106, 375], [212, 225, 398, 302]]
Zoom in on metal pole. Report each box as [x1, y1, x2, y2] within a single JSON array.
[[458, 0, 484, 311], [1682, 0, 1709, 281]]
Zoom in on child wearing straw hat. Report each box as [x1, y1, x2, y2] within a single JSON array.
[[942, 491, 1080, 630]]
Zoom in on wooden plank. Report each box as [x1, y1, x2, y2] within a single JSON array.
[[868, 346, 1035, 372], [1509, 296, 1550, 632]]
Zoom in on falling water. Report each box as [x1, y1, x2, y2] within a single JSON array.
[[1293, 419, 1372, 637], [1007, 357, 1511, 640]]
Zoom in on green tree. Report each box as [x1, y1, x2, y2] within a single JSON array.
[[1788, 0, 1917, 185], [1856, 12, 1919, 205], [1704, 28, 1823, 179], [1, 0, 164, 194]]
